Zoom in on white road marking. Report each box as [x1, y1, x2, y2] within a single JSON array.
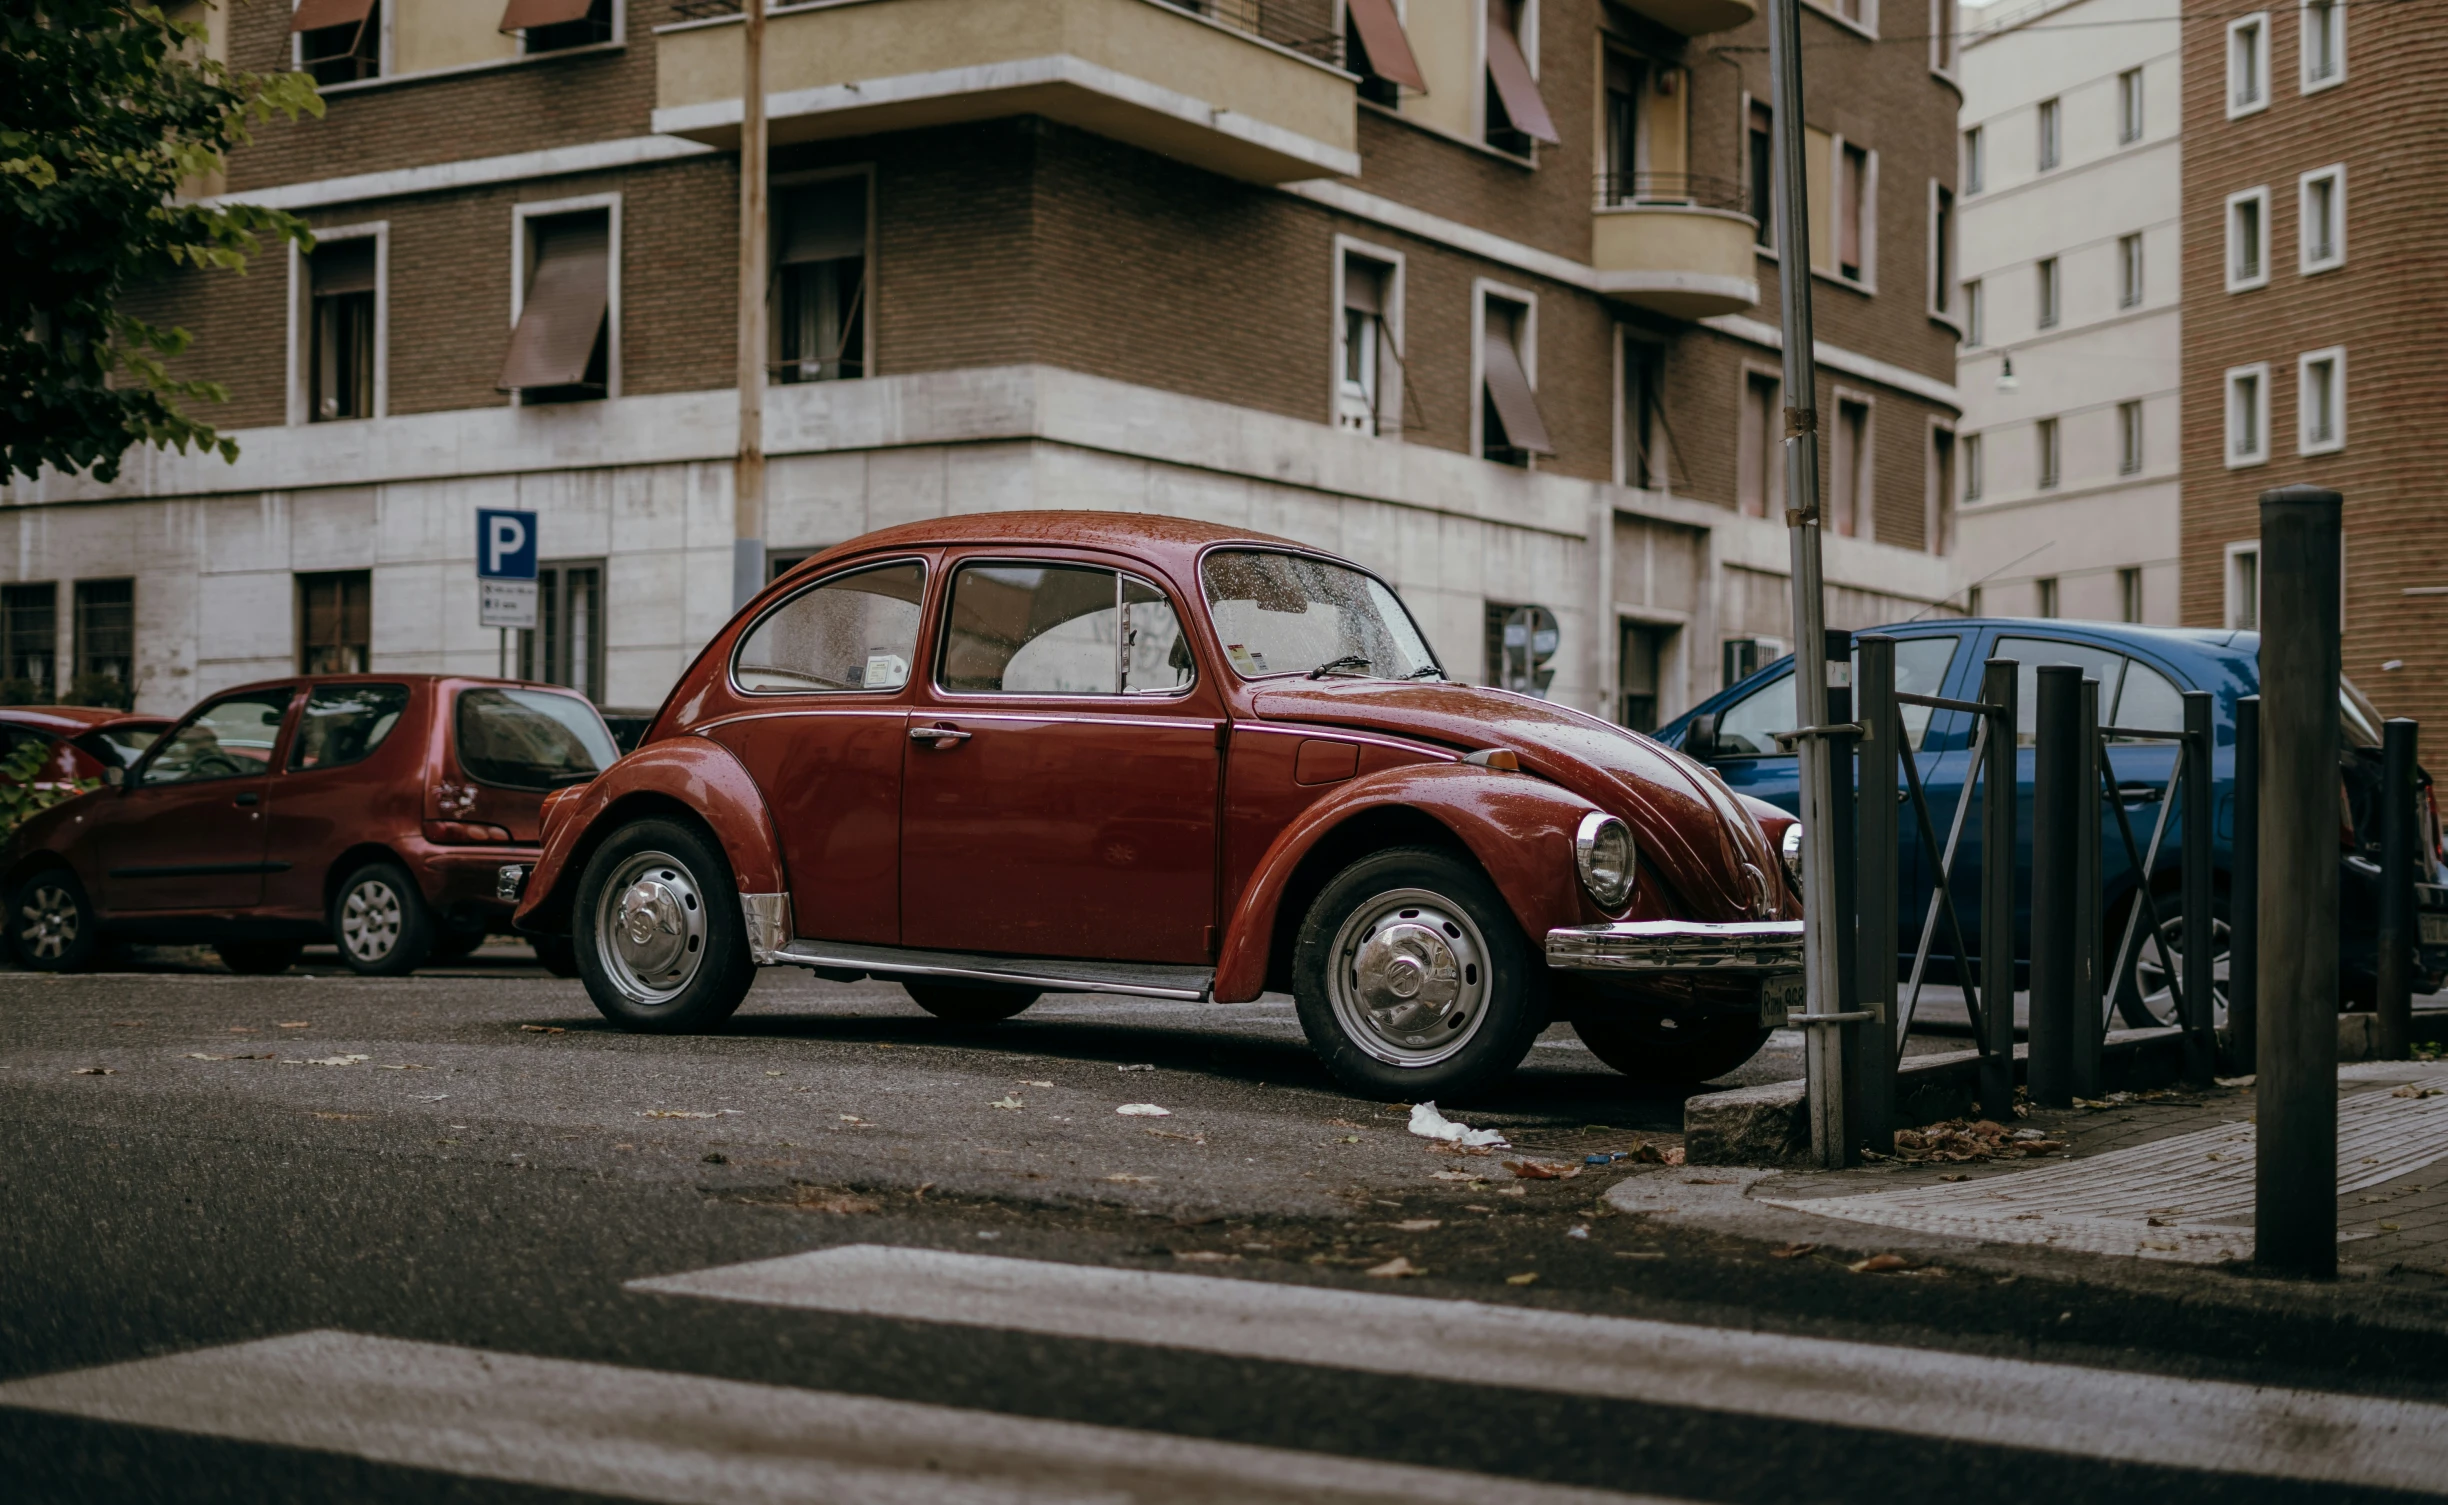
[[633, 1244, 2448, 1494], [0, 1329, 1663, 1505]]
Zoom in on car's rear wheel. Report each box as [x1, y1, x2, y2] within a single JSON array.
[[1572, 1012, 1768, 1083], [332, 862, 434, 977], [215, 938, 303, 976], [1292, 846, 1543, 1101], [11, 869, 100, 973], [574, 817, 754, 1033], [529, 934, 582, 978], [904, 981, 1039, 1024]]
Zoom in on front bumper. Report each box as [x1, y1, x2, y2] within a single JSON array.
[[1544, 920, 1805, 973]]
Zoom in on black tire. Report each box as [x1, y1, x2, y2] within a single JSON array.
[[1291, 846, 1544, 1101], [10, 869, 102, 973], [430, 925, 488, 962], [2111, 887, 2229, 1031], [215, 938, 303, 976], [330, 862, 435, 977], [529, 934, 582, 978], [1572, 1012, 1769, 1083], [904, 981, 1039, 1023], [573, 817, 754, 1033]]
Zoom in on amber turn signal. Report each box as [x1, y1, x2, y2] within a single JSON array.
[[424, 820, 514, 845], [1461, 748, 1520, 771]]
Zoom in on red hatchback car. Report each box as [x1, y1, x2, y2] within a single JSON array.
[[3, 675, 618, 976], [0, 706, 174, 786], [511, 513, 1802, 1097]]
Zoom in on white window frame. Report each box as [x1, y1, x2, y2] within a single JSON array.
[[2035, 414, 2060, 490], [1806, 0, 1879, 41], [508, 191, 623, 405], [2035, 255, 2060, 329], [2117, 398, 2143, 475], [1928, 0, 1957, 78], [1613, 326, 1670, 490], [1469, 277, 1540, 466], [2224, 541, 2260, 630], [2036, 97, 2061, 172], [2226, 186, 2270, 292], [1962, 276, 1983, 345], [2225, 362, 2270, 468], [1926, 179, 1958, 327], [1961, 430, 1983, 504], [289, 0, 394, 84], [2117, 67, 2145, 145], [2118, 232, 2144, 308], [285, 219, 388, 427], [1330, 234, 1406, 441], [1829, 383, 1877, 541], [2227, 14, 2269, 119], [2298, 163, 2346, 274], [2299, 0, 2345, 93], [1962, 125, 1983, 195], [1825, 134, 1878, 291], [2297, 346, 2345, 455], [1925, 417, 1957, 555]]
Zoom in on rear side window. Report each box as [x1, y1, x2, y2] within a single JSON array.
[[939, 563, 1194, 696], [734, 561, 926, 694], [288, 684, 410, 771], [1707, 635, 1961, 756], [73, 724, 164, 769], [455, 687, 617, 790]]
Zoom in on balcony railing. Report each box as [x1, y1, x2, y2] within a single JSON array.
[[1595, 172, 1747, 214], [1154, 0, 1343, 65]]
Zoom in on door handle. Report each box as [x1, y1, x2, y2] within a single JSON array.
[[910, 724, 972, 749], [2115, 782, 2163, 805], [233, 791, 261, 807]]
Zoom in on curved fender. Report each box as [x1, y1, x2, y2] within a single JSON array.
[[513, 734, 785, 934], [1212, 764, 1606, 1003]]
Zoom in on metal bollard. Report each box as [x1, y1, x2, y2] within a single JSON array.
[[2074, 676, 2104, 1097], [2377, 719, 2419, 1061], [2183, 690, 2216, 1086], [2230, 696, 2260, 1075], [1855, 635, 1899, 1155], [1825, 631, 1864, 1165], [2029, 665, 2082, 1108], [1979, 657, 2019, 1122], [2255, 485, 2342, 1278]]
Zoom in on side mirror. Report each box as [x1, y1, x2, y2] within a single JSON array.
[[1684, 713, 1720, 763]]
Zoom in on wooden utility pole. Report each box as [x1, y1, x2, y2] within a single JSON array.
[[732, 0, 767, 612]]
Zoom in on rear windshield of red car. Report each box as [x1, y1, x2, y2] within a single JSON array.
[[454, 688, 618, 791]]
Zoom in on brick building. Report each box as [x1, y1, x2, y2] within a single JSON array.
[[8, 0, 1962, 726], [2179, 0, 2448, 724]]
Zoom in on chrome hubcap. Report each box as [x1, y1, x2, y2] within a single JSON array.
[[596, 851, 706, 1006], [1328, 888, 1492, 1068], [2134, 915, 2230, 1029], [18, 884, 78, 960], [340, 879, 404, 962]]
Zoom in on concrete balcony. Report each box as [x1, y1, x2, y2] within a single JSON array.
[[1608, 0, 1757, 35], [652, 0, 1361, 184], [1591, 174, 1759, 320]]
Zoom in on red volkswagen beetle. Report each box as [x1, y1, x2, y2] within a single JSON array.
[[4, 675, 617, 976], [510, 514, 1802, 1096]]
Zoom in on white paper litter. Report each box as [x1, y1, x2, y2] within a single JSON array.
[[1407, 1101, 1509, 1149], [1115, 1103, 1172, 1117]]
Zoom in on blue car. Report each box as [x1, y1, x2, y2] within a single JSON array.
[[1657, 619, 2448, 1027]]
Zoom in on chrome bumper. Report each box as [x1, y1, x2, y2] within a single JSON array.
[[497, 864, 530, 903], [1545, 920, 1805, 973]]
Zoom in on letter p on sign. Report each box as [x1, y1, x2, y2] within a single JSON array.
[[478, 509, 538, 581]]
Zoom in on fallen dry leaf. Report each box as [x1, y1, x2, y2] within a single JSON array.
[[1770, 1242, 1819, 1259], [70, 1066, 115, 1076], [1505, 1272, 1539, 1286], [1389, 1219, 1442, 1232], [989, 1095, 1025, 1110], [1365, 1256, 1425, 1278], [300, 1054, 370, 1067], [1503, 1159, 1580, 1180], [1103, 1173, 1157, 1184], [1115, 1103, 1171, 1117], [277, 1022, 311, 1029], [2391, 1085, 2444, 1099], [1429, 1170, 1482, 1182], [788, 1188, 880, 1215], [641, 1109, 717, 1119], [519, 1025, 566, 1035], [1847, 1253, 1915, 1274], [1172, 1250, 1239, 1263]]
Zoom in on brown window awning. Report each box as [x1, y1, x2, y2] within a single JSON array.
[[1484, 0, 1559, 144], [1482, 320, 1554, 456], [499, 0, 595, 32], [498, 214, 609, 392], [1346, 0, 1427, 91], [291, 0, 374, 32]]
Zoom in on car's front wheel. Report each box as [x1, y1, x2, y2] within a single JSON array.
[[1572, 1012, 1768, 1083], [1292, 846, 1543, 1101], [574, 817, 754, 1033], [11, 869, 101, 973], [904, 981, 1039, 1024], [332, 862, 435, 977]]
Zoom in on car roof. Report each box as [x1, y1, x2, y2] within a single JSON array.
[[0, 706, 173, 734], [784, 510, 1322, 580], [1917, 618, 2251, 652], [182, 673, 585, 705]]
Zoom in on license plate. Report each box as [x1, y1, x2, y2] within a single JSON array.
[[2423, 913, 2448, 947], [1761, 973, 1802, 1027]]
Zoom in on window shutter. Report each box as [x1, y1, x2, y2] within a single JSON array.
[[1343, 261, 1385, 315], [777, 180, 867, 266], [499, 0, 597, 30], [1346, 0, 1427, 90], [498, 215, 609, 391], [308, 238, 377, 296], [1482, 0, 1559, 144], [1481, 319, 1554, 456], [290, 0, 374, 31]]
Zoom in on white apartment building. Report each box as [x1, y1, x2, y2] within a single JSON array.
[[1952, 0, 2181, 624]]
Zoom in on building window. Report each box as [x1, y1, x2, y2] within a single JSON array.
[[2301, 0, 2343, 90], [1748, 103, 1774, 248], [1482, 0, 1556, 157], [1737, 370, 1782, 517], [2036, 97, 2061, 171], [506, 0, 615, 53], [1930, 0, 1958, 74], [775, 176, 868, 384], [2227, 545, 2260, 629], [1835, 140, 1871, 283], [1618, 621, 1671, 733], [1961, 431, 1983, 503], [501, 203, 614, 403], [305, 234, 377, 422], [2117, 68, 2144, 144], [1962, 278, 1983, 345], [2119, 567, 2144, 623], [0, 583, 57, 702], [2227, 187, 2268, 291], [1344, 0, 1425, 105], [2226, 363, 2269, 466], [1619, 335, 1664, 488], [520, 561, 606, 704], [2299, 347, 2344, 454], [2036, 416, 2060, 489], [292, 0, 380, 87], [2036, 576, 2059, 618], [2299, 165, 2345, 272], [1338, 248, 1401, 437], [2118, 399, 2143, 474], [1477, 289, 1551, 466], [1962, 125, 1983, 195], [1601, 48, 1643, 204], [1830, 396, 1871, 538], [2228, 15, 2268, 116], [73, 579, 134, 706], [2036, 256, 2060, 329], [1930, 184, 1955, 318], [2118, 233, 2144, 308], [1966, 584, 1984, 616], [297, 570, 371, 675], [1929, 427, 1955, 555]]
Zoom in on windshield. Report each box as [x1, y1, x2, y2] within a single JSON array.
[[73, 723, 167, 769], [1200, 550, 1440, 681], [455, 688, 618, 791]]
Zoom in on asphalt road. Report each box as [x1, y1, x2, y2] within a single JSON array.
[[4, 951, 2445, 1504]]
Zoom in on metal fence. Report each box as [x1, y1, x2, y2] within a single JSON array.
[[1592, 173, 1748, 213]]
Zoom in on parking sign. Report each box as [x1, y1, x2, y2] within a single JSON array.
[[476, 509, 539, 630]]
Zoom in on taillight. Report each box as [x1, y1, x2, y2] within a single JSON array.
[[424, 820, 513, 845]]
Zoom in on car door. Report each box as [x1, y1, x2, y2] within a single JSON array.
[[702, 558, 930, 947], [900, 557, 1216, 963], [96, 686, 296, 913]]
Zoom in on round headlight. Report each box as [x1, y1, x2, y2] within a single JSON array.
[[1780, 822, 1805, 890], [1574, 812, 1637, 909]]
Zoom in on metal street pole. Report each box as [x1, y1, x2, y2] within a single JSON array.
[[732, 0, 769, 613], [1766, 0, 1847, 1168]]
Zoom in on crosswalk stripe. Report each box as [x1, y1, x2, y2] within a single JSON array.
[[0, 1329, 1667, 1505], [632, 1244, 2448, 1494]]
